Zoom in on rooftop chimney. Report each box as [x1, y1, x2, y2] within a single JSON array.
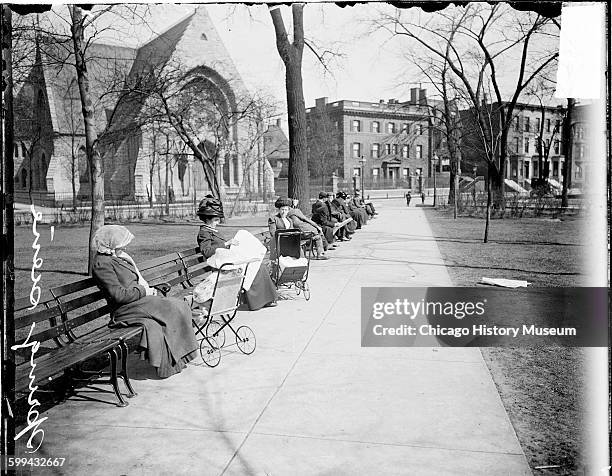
[[315, 97, 328, 110], [410, 88, 418, 105], [419, 89, 427, 105]]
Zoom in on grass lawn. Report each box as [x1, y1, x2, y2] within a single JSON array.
[[14, 218, 268, 297], [424, 208, 589, 474]]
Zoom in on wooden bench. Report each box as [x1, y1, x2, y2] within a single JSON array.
[[13, 229, 270, 409], [14, 279, 143, 407]]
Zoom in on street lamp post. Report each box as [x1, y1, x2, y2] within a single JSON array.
[[432, 153, 439, 207], [359, 156, 366, 200]]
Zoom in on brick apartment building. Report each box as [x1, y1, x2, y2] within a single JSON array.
[[305, 89, 447, 191], [460, 102, 570, 191]]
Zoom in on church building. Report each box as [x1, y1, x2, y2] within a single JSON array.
[[13, 7, 273, 205]]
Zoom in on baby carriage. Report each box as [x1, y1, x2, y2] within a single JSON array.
[[271, 229, 313, 300], [190, 260, 258, 367]]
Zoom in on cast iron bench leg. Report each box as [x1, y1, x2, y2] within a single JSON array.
[[119, 341, 137, 398], [109, 348, 128, 407]]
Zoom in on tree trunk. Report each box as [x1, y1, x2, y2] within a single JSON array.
[[70, 6, 104, 274], [453, 172, 459, 219], [164, 136, 169, 216], [484, 167, 492, 243], [71, 153, 77, 211], [561, 98, 575, 208], [270, 4, 310, 214]]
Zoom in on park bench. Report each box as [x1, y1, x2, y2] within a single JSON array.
[[14, 279, 142, 408], [12, 228, 270, 410]]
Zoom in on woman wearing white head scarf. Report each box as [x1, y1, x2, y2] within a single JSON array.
[[92, 225, 198, 378]]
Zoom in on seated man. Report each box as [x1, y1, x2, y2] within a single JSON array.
[[346, 192, 368, 226], [325, 193, 351, 241], [332, 192, 357, 234], [338, 191, 365, 229], [312, 192, 338, 247]]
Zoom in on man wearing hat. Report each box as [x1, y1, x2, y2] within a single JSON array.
[[332, 192, 357, 234], [196, 196, 278, 310], [312, 192, 339, 246], [338, 191, 365, 229]]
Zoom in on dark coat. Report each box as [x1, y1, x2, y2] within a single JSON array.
[[197, 225, 229, 258], [311, 200, 337, 228], [92, 253, 197, 378], [196, 225, 277, 310], [333, 198, 357, 232]]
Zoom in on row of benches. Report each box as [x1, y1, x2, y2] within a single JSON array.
[[14, 228, 271, 409]]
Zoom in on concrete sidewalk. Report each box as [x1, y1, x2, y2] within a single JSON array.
[[28, 199, 530, 475]]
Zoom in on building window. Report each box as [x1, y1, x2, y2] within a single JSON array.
[[402, 145, 409, 158], [401, 123, 409, 134], [335, 143, 342, 156], [371, 143, 380, 158], [353, 168, 361, 176], [392, 144, 398, 155], [553, 161, 559, 176], [575, 162, 582, 179], [524, 138, 529, 153], [418, 124, 424, 135], [372, 121, 380, 133], [21, 142, 27, 157], [352, 142, 361, 158], [334, 121, 339, 130], [403, 168, 409, 178], [524, 117, 530, 132], [554, 140, 560, 154], [555, 119, 561, 131], [546, 118, 551, 132], [351, 120, 361, 132], [386, 122, 395, 134], [515, 116, 520, 131], [372, 168, 379, 180], [535, 117, 541, 132], [514, 137, 520, 154], [384, 143, 391, 155], [14, 144, 19, 157], [578, 144, 584, 158], [416, 145, 422, 159], [21, 169, 27, 188], [524, 161, 530, 179]]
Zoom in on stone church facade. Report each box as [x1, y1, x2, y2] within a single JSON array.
[[13, 7, 273, 204]]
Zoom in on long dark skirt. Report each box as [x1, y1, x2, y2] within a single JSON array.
[[112, 296, 198, 378], [243, 264, 277, 311]]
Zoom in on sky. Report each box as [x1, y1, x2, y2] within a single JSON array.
[[82, 3, 433, 108], [43, 3, 599, 117]]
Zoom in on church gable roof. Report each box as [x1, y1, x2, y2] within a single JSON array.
[[264, 124, 289, 160]]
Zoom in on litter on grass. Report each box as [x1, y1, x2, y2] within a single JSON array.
[[480, 277, 530, 288]]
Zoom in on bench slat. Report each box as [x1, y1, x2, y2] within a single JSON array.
[[51, 278, 98, 297], [15, 340, 118, 392], [59, 290, 106, 314], [15, 304, 63, 330], [138, 253, 180, 271]]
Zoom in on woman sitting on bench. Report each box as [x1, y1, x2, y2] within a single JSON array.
[[196, 196, 278, 310], [92, 225, 198, 379], [270, 197, 329, 260]]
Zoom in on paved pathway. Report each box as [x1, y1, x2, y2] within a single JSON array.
[[27, 199, 530, 475]]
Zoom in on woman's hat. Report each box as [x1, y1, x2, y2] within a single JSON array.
[[197, 196, 224, 218], [275, 197, 293, 208], [94, 225, 134, 255], [318, 191, 328, 199], [336, 191, 347, 199]]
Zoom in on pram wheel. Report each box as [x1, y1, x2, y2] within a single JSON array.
[[235, 326, 256, 355], [206, 320, 226, 348], [200, 337, 221, 367]]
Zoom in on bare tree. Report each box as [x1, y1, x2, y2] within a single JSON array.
[[268, 4, 310, 213], [374, 3, 559, 241], [306, 106, 339, 190]]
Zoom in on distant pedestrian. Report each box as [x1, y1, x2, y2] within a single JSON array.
[[405, 191, 411, 207], [421, 192, 426, 204]]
